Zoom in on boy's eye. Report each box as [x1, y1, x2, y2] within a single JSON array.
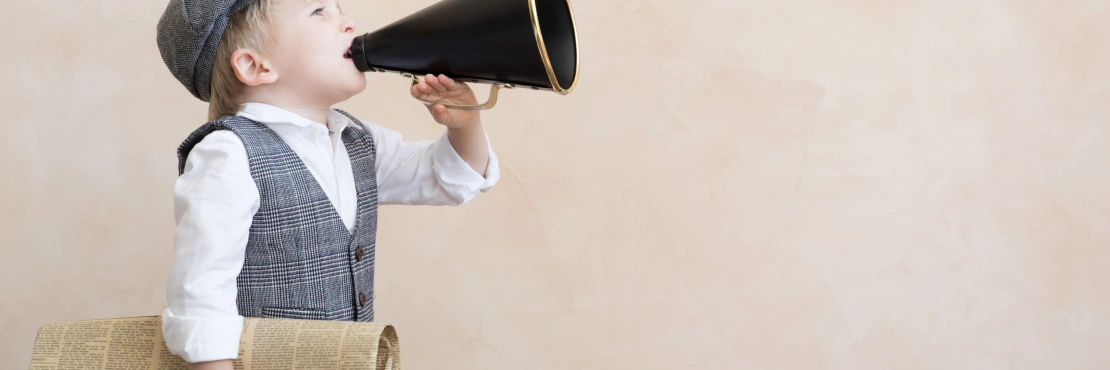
[[312, 8, 324, 16]]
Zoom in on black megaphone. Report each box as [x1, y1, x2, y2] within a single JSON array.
[[349, 0, 580, 110]]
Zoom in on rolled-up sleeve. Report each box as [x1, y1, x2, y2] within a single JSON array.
[[163, 130, 257, 363], [362, 120, 500, 206]]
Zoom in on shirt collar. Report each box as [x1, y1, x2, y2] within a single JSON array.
[[236, 102, 356, 135]]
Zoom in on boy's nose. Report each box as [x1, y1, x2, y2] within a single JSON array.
[[341, 17, 356, 33]]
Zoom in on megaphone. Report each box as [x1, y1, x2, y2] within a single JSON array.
[[349, 0, 580, 110]]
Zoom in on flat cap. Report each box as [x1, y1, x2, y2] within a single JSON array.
[[156, 0, 256, 102]]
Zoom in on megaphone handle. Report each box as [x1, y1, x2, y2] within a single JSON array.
[[401, 73, 514, 111]]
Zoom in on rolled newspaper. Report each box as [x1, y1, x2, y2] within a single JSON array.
[[27, 316, 400, 370]]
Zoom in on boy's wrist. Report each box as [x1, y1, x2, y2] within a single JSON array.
[[447, 116, 482, 132]]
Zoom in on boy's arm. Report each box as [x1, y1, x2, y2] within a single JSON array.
[[357, 119, 500, 206], [163, 131, 258, 365], [446, 121, 490, 177]]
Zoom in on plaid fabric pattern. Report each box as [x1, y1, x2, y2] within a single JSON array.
[[156, 0, 256, 102], [177, 110, 379, 322]]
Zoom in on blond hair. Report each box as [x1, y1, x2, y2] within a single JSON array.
[[208, 0, 274, 121]]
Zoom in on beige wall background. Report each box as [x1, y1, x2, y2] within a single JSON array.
[[2, 0, 1109, 369]]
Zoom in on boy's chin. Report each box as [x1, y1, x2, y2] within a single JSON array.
[[341, 80, 368, 98], [341, 75, 367, 93], [323, 80, 367, 102]]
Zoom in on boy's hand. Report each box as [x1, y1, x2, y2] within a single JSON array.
[[412, 74, 481, 129]]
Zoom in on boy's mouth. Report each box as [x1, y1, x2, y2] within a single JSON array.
[[344, 47, 353, 59]]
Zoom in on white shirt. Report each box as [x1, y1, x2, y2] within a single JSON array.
[[161, 103, 499, 363]]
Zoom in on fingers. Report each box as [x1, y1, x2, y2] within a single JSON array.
[[425, 74, 449, 93], [439, 74, 465, 91], [412, 74, 468, 104], [412, 82, 432, 100]]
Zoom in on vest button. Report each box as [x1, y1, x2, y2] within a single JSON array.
[[359, 292, 367, 307], [355, 246, 364, 261]]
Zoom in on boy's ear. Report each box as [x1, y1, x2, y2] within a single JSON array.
[[230, 49, 278, 86]]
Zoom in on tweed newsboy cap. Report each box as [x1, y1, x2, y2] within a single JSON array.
[[156, 0, 257, 102]]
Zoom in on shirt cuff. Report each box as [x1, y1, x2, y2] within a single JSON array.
[[431, 130, 500, 204], [161, 308, 244, 363]]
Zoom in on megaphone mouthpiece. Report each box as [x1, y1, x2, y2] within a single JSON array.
[[350, 35, 372, 73]]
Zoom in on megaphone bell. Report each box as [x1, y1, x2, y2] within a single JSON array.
[[349, 0, 580, 110]]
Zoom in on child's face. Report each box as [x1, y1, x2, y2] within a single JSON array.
[[267, 0, 365, 106]]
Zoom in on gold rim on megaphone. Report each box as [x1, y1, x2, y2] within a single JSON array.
[[529, 0, 580, 96]]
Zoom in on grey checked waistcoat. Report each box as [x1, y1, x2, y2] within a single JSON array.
[[176, 110, 378, 322]]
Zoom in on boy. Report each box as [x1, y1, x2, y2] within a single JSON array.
[[155, 0, 499, 369]]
